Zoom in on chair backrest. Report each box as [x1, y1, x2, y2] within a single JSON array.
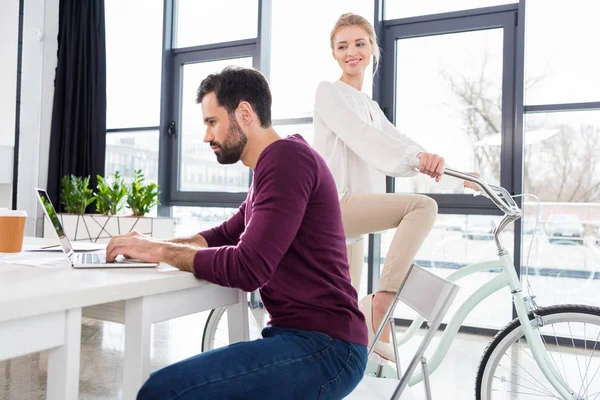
[[398, 264, 459, 322], [347, 264, 459, 400], [390, 264, 459, 400]]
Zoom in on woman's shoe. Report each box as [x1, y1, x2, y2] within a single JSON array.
[[358, 294, 396, 362]]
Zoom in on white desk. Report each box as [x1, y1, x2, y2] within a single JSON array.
[[0, 238, 250, 400]]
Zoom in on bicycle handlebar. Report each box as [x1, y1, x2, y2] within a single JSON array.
[[409, 157, 521, 218]]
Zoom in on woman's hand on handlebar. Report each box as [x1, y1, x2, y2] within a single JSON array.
[[416, 152, 445, 182]]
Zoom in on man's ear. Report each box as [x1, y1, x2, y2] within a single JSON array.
[[237, 101, 253, 125]]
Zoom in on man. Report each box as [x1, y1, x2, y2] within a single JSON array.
[[106, 66, 368, 399]]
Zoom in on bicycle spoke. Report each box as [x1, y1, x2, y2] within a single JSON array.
[[513, 342, 558, 392], [500, 351, 556, 396], [496, 360, 554, 396], [581, 328, 600, 399], [491, 373, 559, 397], [548, 323, 570, 383], [538, 330, 567, 387], [491, 388, 560, 398], [516, 341, 542, 364], [583, 362, 600, 399], [578, 322, 590, 399], [568, 322, 585, 395], [586, 390, 600, 399], [582, 323, 589, 398]]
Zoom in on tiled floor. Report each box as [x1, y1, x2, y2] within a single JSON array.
[[0, 312, 490, 400]]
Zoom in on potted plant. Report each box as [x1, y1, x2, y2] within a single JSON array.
[[95, 171, 127, 215], [126, 169, 160, 217], [60, 175, 96, 215], [45, 171, 171, 243], [57, 174, 96, 241]]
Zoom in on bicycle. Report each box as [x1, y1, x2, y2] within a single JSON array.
[[202, 167, 600, 399]]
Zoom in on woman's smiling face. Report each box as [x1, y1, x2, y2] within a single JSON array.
[[332, 25, 374, 76]]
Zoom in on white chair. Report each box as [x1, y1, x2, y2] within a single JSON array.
[[345, 264, 459, 400]]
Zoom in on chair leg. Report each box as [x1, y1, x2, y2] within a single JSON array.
[[375, 361, 385, 378], [389, 316, 401, 380], [421, 356, 433, 400]]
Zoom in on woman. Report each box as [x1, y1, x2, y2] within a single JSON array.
[[313, 13, 475, 361]]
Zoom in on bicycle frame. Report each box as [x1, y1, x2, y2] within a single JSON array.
[[397, 167, 578, 399]]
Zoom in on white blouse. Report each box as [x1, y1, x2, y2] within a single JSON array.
[[313, 80, 424, 194]]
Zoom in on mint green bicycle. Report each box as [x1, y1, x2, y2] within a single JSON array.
[[203, 168, 600, 399]]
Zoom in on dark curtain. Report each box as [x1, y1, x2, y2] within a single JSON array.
[[47, 0, 106, 212]]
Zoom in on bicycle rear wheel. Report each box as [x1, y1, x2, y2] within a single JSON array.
[[202, 299, 269, 351], [476, 304, 600, 399]]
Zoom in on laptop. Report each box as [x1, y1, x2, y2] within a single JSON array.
[[36, 188, 159, 269]]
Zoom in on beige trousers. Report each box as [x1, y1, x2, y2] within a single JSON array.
[[341, 193, 438, 294]]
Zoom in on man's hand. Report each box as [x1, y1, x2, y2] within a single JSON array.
[[416, 152, 445, 182], [106, 232, 165, 263], [106, 231, 198, 273]]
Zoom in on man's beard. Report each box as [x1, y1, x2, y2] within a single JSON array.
[[211, 116, 248, 165]]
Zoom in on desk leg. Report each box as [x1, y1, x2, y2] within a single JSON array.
[[227, 290, 250, 344], [47, 308, 82, 400], [123, 297, 151, 400]]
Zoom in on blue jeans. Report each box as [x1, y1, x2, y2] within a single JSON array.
[[137, 326, 367, 400]]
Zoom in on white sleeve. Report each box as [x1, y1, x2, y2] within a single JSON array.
[[376, 104, 464, 190], [314, 82, 424, 177]]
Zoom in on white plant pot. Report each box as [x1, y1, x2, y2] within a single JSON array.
[[43, 214, 175, 243]]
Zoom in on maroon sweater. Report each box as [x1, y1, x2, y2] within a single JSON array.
[[194, 135, 367, 346]]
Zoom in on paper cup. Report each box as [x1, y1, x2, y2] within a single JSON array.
[[0, 210, 27, 253]]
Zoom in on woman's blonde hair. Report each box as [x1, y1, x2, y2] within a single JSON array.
[[329, 13, 380, 69]]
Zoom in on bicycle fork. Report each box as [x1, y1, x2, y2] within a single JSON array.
[[513, 293, 579, 399]]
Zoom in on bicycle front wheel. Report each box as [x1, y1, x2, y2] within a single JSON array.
[[476, 304, 600, 399]]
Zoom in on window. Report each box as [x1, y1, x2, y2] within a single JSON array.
[[385, 0, 517, 20], [175, 0, 258, 48], [525, 0, 600, 105], [522, 1, 600, 312], [270, 0, 375, 120], [105, 131, 160, 184], [178, 58, 253, 193], [392, 28, 504, 193], [523, 112, 600, 203], [522, 111, 600, 307], [104, 131, 160, 216], [173, 207, 238, 236], [105, 0, 164, 129]]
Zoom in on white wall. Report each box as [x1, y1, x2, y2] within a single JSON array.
[[0, 0, 20, 206], [16, 0, 59, 235]]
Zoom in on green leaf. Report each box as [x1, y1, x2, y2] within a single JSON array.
[[60, 175, 96, 215], [126, 169, 160, 216], [95, 171, 127, 215]]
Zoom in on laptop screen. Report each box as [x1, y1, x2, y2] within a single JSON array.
[[36, 189, 74, 255]]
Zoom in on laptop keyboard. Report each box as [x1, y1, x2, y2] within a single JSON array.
[[78, 253, 118, 264]]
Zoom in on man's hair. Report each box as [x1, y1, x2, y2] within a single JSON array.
[[196, 66, 272, 128]]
